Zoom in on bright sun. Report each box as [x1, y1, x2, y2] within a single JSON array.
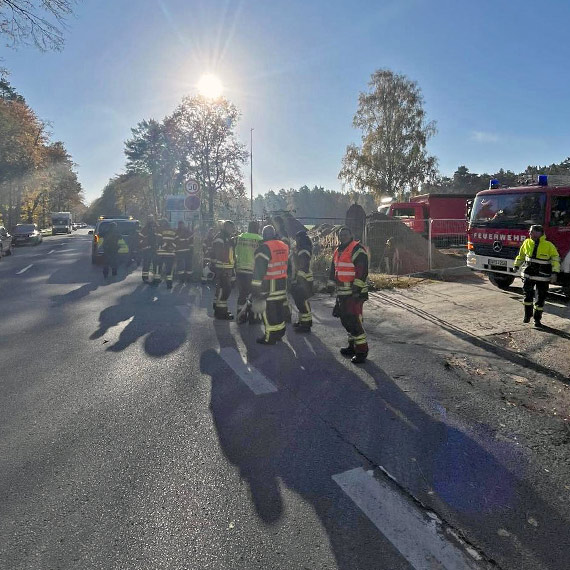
[[198, 74, 223, 99]]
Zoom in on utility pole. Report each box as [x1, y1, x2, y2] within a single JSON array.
[[250, 128, 254, 219]]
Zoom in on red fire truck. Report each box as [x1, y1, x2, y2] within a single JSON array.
[[388, 193, 474, 245], [466, 175, 570, 297]]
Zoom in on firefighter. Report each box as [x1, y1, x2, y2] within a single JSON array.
[[235, 220, 262, 323], [102, 222, 122, 278], [154, 218, 177, 289], [139, 215, 159, 283], [327, 226, 369, 364], [251, 225, 289, 344], [514, 224, 560, 327], [175, 221, 194, 283], [272, 215, 293, 323], [290, 230, 314, 332], [212, 220, 236, 319], [201, 227, 216, 283]]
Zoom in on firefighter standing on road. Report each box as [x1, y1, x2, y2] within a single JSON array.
[[175, 221, 194, 283], [290, 230, 314, 332], [514, 224, 560, 327], [251, 225, 289, 344], [201, 227, 216, 283], [102, 222, 122, 279], [139, 216, 159, 283], [212, 220, 236, 320], [235, 221, 262, 323], [154, 219, 177, 289], [327, 226, 369, 364]]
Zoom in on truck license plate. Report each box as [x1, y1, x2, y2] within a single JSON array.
[[489, 258, 507, 267]]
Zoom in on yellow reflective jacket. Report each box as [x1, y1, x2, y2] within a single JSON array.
[[514, 235, 560, 282]]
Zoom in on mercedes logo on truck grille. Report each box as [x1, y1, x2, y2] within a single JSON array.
[[492, 240, 503, 253]]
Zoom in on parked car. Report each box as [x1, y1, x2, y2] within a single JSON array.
[[90, 218, 140, 264], [11, 224, 43, 246], [0, 226, 13, 258]]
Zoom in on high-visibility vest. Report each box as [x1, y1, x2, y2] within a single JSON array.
[[118, 237, 129, 254], [264, 240, 289, 280], [235, 232, 262, 272], [333, 240, 361, 282]]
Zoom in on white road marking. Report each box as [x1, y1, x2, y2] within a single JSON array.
[[16, 264, 33, 275], [333, 467, 483, 570], [47, 249, 55, 254], [218, 347, 277, 395]]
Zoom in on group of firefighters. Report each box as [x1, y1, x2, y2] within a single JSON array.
[[106, 215, 561, 364], [137, 217, 194, 288], [199, 218, 370, 363]]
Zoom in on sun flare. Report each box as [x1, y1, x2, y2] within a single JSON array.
[[198, 74, 223, 99]]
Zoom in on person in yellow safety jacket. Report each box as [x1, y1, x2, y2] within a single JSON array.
[[514, 224, 560, 327], [201, 227, 216, 283], [251, 225, 289, 344], [139, 215, 159, 283], [212, 220, 236, 319], [175, 221, 194, 283], [235, 220, 262, 323], [290, 230, 314, 333], [153, 218, 177, 289], [327, 226, 369, 364]]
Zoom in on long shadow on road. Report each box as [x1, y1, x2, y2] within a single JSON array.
[[201, 317, 570, 570], [90, 284, 192, 357]]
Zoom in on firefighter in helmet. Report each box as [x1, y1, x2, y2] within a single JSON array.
[[290, 230, 314, 332], [212, 220, 236, 319], [327, 226, 369, 363], [251, 225, 289, 344]]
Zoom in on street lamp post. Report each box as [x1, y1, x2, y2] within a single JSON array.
[[250, 128, 254, 220]]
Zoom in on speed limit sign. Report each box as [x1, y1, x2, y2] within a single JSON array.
[[185, 179, 200, 195]]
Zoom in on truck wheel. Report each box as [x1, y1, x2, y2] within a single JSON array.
[[488, 274, 515, 290]]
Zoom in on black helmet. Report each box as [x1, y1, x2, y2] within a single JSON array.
[[530, 224, 544, 234]]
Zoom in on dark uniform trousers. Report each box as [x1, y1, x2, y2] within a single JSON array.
[[236, 271, 253, 312], [154, 253, 175, 285], [175, 249, 193, 281], [103, 252, 118, 277], [290, 280, 313, 326], [338, 296, 368, 354], [523, 279, 549, 321], [215, 269, 233, 316], [262, 279, 287, 343], [141, 249, 156, 281]]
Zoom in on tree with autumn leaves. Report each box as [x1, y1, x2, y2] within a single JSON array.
[[0, 78, 83, 229]]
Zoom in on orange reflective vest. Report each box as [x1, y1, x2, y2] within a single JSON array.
[[264, 240, 289, 280], [333, 240, 361, 282]]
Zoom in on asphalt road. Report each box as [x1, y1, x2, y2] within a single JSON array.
[[0, 231, 568, 570]]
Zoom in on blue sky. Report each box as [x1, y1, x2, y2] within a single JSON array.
[[2, 0, 570, 204]]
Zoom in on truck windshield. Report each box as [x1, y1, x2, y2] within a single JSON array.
[[52, 218, 68, 225], [470, 192, 545, 228], [391, 207, 416, 219]]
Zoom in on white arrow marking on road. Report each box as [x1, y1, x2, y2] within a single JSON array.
[[333, 468, 483, 570], [16, 264, 33, 275], [218, 347, 277, 395]]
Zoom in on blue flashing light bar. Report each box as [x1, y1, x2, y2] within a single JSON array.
[[538, 174, 548, 186], [489, 178, 500, 189]]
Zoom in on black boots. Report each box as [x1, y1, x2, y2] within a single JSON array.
[[533, 308, 543, 328], [351, 353, 367, 364], [340, 343, 355, 357], [523, 304, 533, 323]]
